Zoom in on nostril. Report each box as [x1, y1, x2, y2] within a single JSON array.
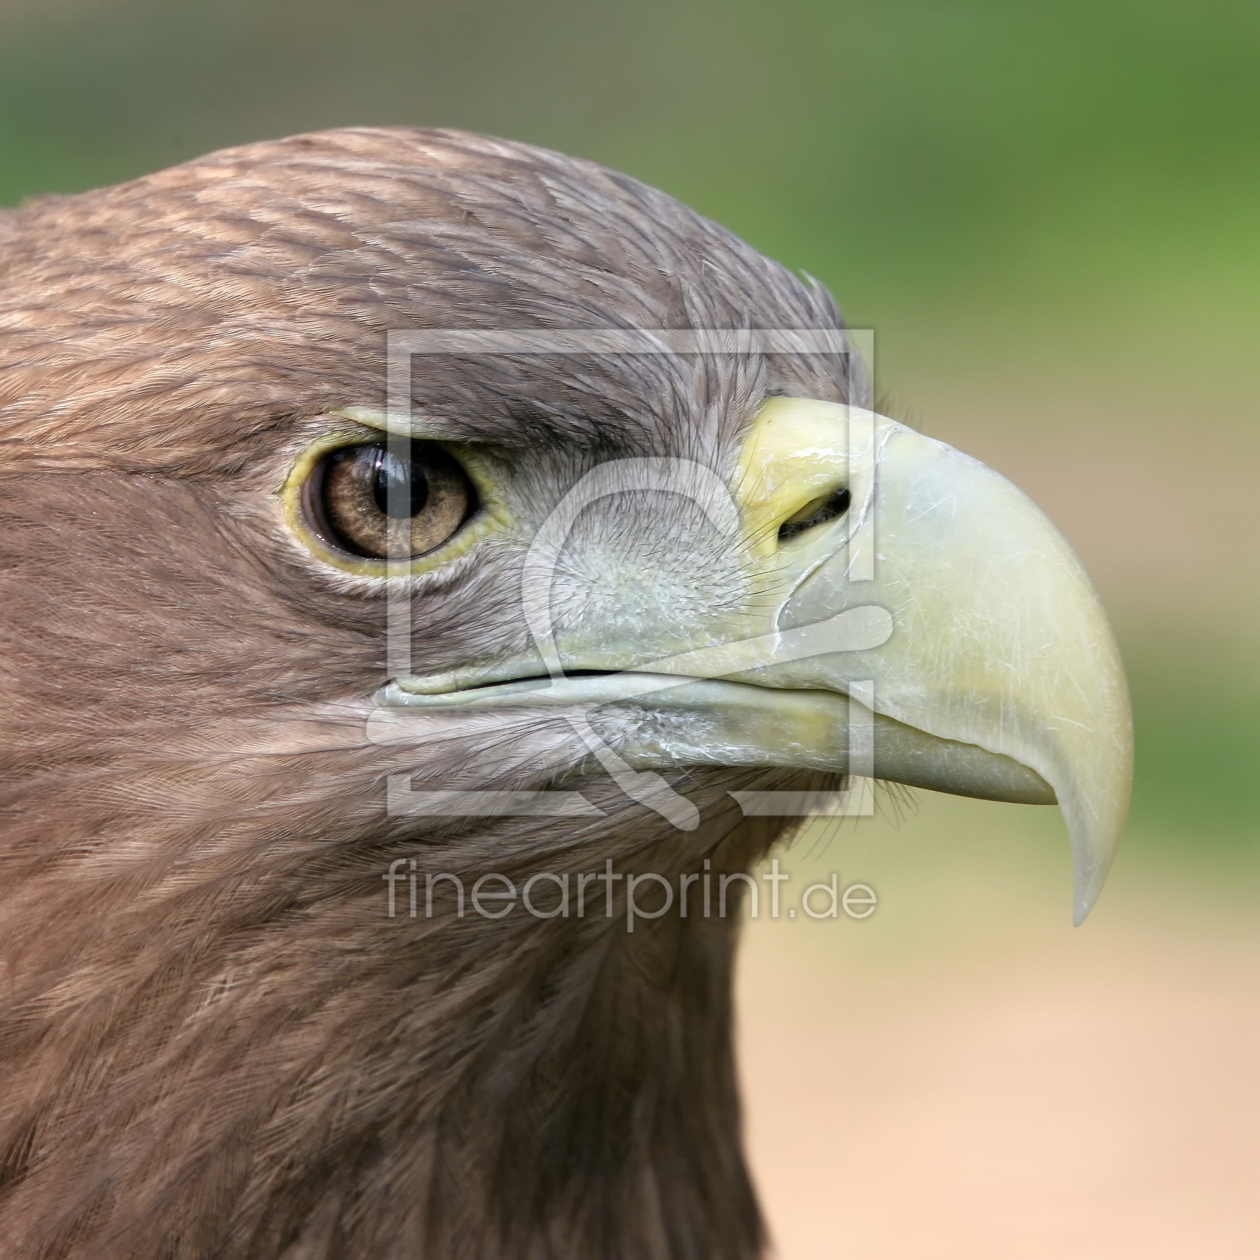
[[777, 487, 852, 542]]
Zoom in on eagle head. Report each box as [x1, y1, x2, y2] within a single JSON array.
[[0, 128, 1131, 1259]]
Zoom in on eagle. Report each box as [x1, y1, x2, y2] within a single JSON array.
[[0, 128, 1131, 1259]]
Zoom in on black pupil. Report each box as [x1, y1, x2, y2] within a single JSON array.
[[371, 447, 428, 518]]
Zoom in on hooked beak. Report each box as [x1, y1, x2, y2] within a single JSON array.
[[378, 398, 1133, 922]]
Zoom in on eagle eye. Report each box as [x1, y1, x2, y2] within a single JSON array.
[[306, 440, 477, 560]]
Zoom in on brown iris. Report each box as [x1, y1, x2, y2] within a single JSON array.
[[307, 440, 476, 559]]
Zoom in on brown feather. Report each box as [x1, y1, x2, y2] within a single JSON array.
[[0, 128, 852, 1258]]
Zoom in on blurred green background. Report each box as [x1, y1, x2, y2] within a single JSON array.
[[2, 1, 1256, 1254]]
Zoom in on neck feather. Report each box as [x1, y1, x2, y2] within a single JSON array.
[[0, 772, 803, 1259]]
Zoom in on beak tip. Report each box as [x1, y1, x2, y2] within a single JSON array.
[[1071, 864, 1107, 925], [1070, 823, 1124, 925]]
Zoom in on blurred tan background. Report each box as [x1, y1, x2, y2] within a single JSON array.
[[2, 0, 1256, 1253]]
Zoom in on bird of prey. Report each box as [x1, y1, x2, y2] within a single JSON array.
[[0, 128, 1131, 1259]]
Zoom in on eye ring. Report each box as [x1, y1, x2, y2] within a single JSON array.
[[304, 439, 478, 560]]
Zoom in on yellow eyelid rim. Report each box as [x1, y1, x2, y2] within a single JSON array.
[[279, 409, 511, 578]]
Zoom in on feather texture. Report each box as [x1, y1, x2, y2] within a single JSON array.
[[0, 129, 852, 1258]]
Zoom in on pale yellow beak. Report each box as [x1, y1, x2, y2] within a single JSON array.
[[378, 397, 1133, 922], [730, 398, 1133, 922]]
